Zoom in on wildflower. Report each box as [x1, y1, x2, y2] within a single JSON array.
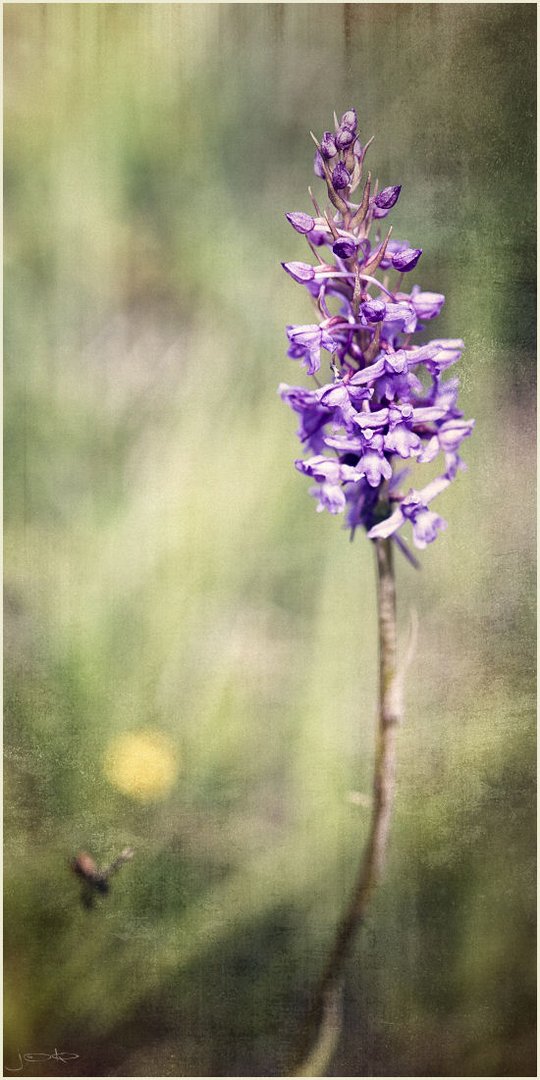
[[280, 107, 473, 552]]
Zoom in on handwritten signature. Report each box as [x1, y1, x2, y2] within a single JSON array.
[[5, 1049, 79, 1072]]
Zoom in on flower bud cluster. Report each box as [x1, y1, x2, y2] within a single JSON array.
[[280, 107, 474, 553]]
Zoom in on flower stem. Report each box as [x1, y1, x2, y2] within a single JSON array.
[[289, 537, 400, 1076]]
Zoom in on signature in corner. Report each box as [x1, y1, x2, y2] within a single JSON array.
[[5, 1049, 80, 1072]]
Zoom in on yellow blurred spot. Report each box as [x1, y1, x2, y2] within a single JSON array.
[[103, 730, 178, 802]]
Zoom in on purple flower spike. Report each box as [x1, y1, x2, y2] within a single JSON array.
[[332, 162, 351, 190], [280, 105, 472, 550], [333, 236, 358, 259], [286, 211, 316, 235], [281, 261, 315, 284], [375, 185, 402, 210], [361, 299, 386, 323], [320, 131, 338, 159], [392, 247, 422, 272]]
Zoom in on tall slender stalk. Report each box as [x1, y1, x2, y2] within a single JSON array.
[[290, 537, 400, 1076]]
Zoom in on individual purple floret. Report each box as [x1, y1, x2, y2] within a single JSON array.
[[279, 106, 474, 555]]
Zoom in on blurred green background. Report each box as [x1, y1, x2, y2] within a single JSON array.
[[4, 4, 536, 1076]]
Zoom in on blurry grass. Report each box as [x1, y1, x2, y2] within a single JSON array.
[[4, 4, 536, 1077]]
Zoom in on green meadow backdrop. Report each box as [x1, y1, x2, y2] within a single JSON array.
[[4, 5, 536, 1076]]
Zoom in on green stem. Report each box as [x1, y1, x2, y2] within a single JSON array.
[[289, 538, 400, 1076]]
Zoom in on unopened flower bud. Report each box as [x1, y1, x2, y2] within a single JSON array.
[[332, 162, 351, 190], [361, 299, 386, 323], [313, 150, 325, 178], [340, 109, 357, 132], [392, 247, 422, 272], [286, 211, 316, 235], [333, 236, 358, 259], [320, 131, 338, 159], [281, 261, 315, 283], [375, 185, 401, 210], [335, 125, 355, 150]]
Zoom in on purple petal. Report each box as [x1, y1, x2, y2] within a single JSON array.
[[410, 287, 445, 320], [318, 383, 350, 409], [348, 357, 386, 386], [412, 406, 448, 423], [296, 455, 340, 484], [417, 435, 440, 464], [324, 433, 363, 452], [312, 483, 346, 514], [411, 509, 447, 549], [417, 475, 451, 504], [361, 450, 393, 488], [403, 343, 439, 367], [287, 323, 320, 347], [429, 339, 465, 369], [282, 261, 315, 284], [384, 425, 421, 458], [384, 351, 408, 375], [319, 328, 339, 354], [368, 507, 405, 540], [353, 405, 389, 428], [286, 211, 316, 235], [303, 348, 322, 376], [438, 418, 475, 451], [383, 302, 417, 333]]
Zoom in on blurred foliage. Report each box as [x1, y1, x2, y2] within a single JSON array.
[[4, 5, 536, 1077]]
